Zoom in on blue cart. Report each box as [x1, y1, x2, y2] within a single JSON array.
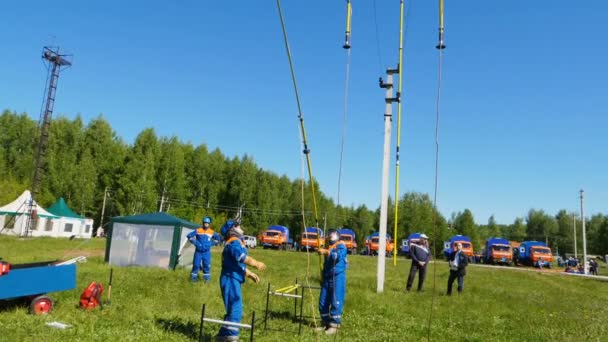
[[0, 260, 76, 314]]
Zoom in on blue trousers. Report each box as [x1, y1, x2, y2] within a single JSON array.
[[319, 272, 346, 326], [217, 275, 243, 337], [447, 270, 465, 295], [191, 251, 211, 281]]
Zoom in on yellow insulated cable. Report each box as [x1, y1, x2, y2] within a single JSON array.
[[393, 0, 405, 266], [437, 0, 446, 49], [343, 0, 352, 49], [276, 0, 323, 279]]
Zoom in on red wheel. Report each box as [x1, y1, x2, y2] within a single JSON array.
[[29, 295, 54, 315]]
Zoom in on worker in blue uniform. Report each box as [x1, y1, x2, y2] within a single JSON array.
[[216, 219, 266, 342], [187, 216, 220, 282], [315, 229, 348, 335]]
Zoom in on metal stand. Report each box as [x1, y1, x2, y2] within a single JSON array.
[[294, 279, 321, 335], [199, 303, 256, 342], [263, 279, 321, 335]]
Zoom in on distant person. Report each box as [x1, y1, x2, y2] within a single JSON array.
[[447, 242, 468, 296], [187, 216, 220, 283], [537, 259, 544, 271], [589, 259, 598, 275], [216, 219, 266, 342], [405, 234, 430, 292], [96, 226, 105, 238], [315, 229, 348, 335]]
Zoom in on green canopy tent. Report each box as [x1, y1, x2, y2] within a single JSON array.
[[104, 212, 201, 270]]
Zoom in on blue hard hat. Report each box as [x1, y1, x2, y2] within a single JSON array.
[[221, 220, 235, 237], [203, 216, 212, 224]]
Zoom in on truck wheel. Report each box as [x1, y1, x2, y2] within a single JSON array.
[[30, 295, 54, 315]]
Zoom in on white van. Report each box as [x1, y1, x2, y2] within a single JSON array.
[[243, 235, 257, 249]]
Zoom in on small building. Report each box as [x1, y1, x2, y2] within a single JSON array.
[[47, 198, 94, 238], [104, 212, 200, 269]]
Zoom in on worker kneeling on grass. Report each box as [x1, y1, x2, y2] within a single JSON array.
[[216, 219, 266, 342], [188, 216, 220, 283], [315, 229, 348, 335]]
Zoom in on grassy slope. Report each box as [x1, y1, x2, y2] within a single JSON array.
[[0, 236, 606, 341]]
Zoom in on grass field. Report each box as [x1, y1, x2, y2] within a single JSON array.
[[1, 236, 607, 341]]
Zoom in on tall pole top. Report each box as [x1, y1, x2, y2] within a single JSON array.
[[42, 46, 72, 67]]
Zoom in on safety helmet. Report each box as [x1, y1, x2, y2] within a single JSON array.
[[221, 220, 235, 237], [203, 216, 212, 224], [328, 229, 340, 241]]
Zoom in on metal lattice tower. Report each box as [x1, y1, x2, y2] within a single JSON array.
[[24, 46, 72, 237]]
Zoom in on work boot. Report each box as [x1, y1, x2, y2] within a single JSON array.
[[313, 323, 327, 332], [325, 326, 339, 335]]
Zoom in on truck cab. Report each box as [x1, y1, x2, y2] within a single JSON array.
[[300, 227, 324, 251], [338, 228, 357, 254], [366, 232, 394, 255], [483, 237, 513, 265], [517, 241, 553, 268], [261, 225, 290, 250]]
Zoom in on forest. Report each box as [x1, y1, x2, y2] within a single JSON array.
[[1, 109, 606, 256]]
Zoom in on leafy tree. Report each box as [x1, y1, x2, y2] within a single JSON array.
[[526, 209, 557, 244], [116, 128, 160, 215], [507, 217, 527, 242], [453, 209, 478, 248]]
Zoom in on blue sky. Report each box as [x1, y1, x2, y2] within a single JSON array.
[[1, 1, 607, 225]]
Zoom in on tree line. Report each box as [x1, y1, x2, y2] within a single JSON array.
[[0, 110, 606, 256]]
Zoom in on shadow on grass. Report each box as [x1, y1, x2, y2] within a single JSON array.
[[156, 317, 212, 341], [0, 297, 30, 313]]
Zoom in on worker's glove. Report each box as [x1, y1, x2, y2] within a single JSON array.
[[246, 270, 260, 283], [317, 248, 329, 256], [419, 262, 426, 267]]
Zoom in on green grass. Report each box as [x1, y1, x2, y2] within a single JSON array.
[[1, 236, 607, 341]]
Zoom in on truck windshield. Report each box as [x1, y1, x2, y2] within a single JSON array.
[[265, 231, 279, 237], [492, 245, 510, 252], [340, 235, 352, 241], [302, 233, 317, 239], [533, 248, 551, 254]]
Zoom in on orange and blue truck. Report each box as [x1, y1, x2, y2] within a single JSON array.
[[300, 227, 324, 251], [443, 235, 474, 261], [365, 232, 394, 255], [516, 241, 553, 268], [260, 225, 290, 250], [482, 237, 513, 265], [338, 228, 357, 254]]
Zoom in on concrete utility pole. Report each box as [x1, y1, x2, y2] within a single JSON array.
[[573, 214, 577, 258], [580, 189, 588, 274], [377, 68, 399, 293], [99, 187, 111, 230], [159, 187, 166, 212]]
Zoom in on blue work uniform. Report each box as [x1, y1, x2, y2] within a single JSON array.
[[217, 237, 248, 338], [187, 226, 219, 282], [319, 240, 348, 327]]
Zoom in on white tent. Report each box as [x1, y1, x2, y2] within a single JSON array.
[[0, 190, 58, 237], [0, 190, 94, 238]]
